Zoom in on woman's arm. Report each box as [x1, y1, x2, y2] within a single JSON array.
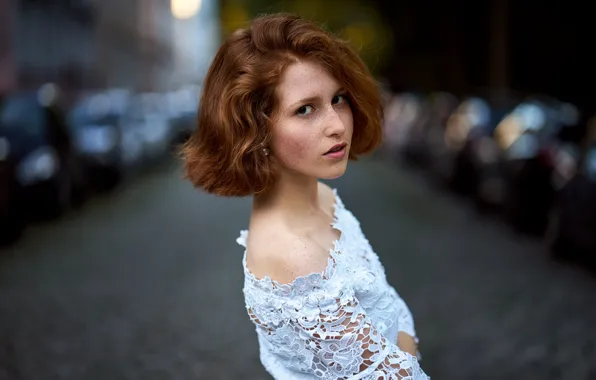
[[289, 292, 429, 379], [398, 331, 419, 357]]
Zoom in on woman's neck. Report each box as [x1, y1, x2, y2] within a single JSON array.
[[253, 172, 321, 218]]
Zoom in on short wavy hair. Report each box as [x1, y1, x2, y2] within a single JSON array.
[[182, 13, 383, 197]]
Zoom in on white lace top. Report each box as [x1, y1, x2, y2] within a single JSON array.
[[237, 189, 430, 379]]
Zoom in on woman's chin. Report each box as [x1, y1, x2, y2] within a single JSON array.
[[318, 165, 348, 180]]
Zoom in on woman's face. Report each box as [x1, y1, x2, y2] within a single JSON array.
[[269, 60, 353, 181]]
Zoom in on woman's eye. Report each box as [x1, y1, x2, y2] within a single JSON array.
[[296, 105, 314, 116], [333, 94, 348, 105]]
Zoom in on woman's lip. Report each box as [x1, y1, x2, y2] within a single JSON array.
[[324, 145, 347, 159], [324, 143, 347, 155]]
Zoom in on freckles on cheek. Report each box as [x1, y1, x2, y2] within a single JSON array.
[[277, 133, 311, 166]]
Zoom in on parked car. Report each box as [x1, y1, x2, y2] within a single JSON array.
[[69, 90, 141, 190], [439, 96, 493, 197], [165, 85, 200, 145], [127, 93, 174, 164], [0, 88, 87, 242], [548, 123, 596, 261], [487, 99, 577, 235]]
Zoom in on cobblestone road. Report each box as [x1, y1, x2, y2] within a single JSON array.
[[1, 158, 595, 379]]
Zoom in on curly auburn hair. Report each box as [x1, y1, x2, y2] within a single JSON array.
[[181, 13, 383, 197]]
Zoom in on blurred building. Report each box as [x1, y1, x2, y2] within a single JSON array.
[[1, 0, 220, 96], [94, 0, 174, 91], [0, 0, 17, 93], [8, 0, 97, 93]]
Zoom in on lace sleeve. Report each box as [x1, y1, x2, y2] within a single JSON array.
[[248, 280, 430, 380], [392, 289, 418, 340], [293, 290, 428, 379]]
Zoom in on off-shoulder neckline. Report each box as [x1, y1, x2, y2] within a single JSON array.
[[237, 188, 345, 296]]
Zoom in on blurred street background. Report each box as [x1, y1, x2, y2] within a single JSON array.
[[1, 0, 596, 379]]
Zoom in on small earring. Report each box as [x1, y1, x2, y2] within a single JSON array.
[[262, 147, 270, 156]]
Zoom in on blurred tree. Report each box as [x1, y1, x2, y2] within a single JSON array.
[[220, 0, 392, 75], [221, 1, 251, 34]]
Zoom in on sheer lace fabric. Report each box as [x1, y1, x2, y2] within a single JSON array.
[[238, 190, 430, 379]]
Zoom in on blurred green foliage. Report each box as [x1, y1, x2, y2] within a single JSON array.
[[220, 0, 392, 74]]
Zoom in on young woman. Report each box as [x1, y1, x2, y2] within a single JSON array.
[[182, 13, 429, 379]]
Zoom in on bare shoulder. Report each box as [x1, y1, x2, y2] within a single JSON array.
[[245, 182, 337, 285], [245, 222, 331, 285]]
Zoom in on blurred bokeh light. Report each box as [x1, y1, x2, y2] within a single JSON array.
[[171, 0, 203, 20]]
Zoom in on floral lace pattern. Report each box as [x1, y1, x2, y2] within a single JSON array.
[[238, 190, 429, 379]]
